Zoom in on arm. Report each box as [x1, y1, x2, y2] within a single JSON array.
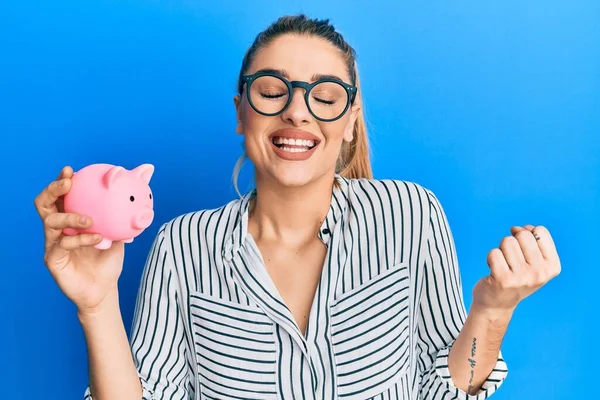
[[83, 223, 192, 399], [448, 208, 562, 394], [417, 189, 508, 399], [447, 304, 513, 394], [79, 288, 144, 399]]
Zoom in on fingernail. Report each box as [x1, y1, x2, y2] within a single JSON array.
[[79, 216, 88, 224]]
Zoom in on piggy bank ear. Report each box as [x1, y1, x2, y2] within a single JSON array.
[[132, 164, 155, 184], [102, 166, 128, 189]]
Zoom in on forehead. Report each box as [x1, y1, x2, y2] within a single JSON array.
[[247, 34, 350, 82]]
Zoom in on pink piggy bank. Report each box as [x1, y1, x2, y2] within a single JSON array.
[[63, 163, 155, 249]]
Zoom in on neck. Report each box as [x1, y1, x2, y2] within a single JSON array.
[[248, 172, 335, 248]]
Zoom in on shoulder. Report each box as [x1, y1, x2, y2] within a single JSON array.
[[342, 175, 437, 210], [153, 195, 245, 248], [339, 176, 448, 233], [136, 196, 247, 294]]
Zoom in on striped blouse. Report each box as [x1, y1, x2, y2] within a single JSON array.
[[84, 174, 508, 399]]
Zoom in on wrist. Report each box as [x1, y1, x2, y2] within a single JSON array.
[[469, 302, 515, 323], [77, 288, 121, 323]]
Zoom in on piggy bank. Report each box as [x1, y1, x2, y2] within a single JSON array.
[[63, 163, 155, 249]]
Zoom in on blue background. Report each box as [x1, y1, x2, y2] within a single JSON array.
[[1, 1, 598, 399]]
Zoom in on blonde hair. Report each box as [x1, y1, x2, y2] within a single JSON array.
[[232, 14, 373, 197]]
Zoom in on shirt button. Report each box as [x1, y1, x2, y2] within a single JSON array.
[[321, 228, 330, 235]]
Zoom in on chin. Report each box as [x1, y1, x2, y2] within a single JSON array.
[[268, 167, 317, 188]]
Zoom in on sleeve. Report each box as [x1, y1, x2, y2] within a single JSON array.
[[83, 222, 193, 399], [416, 189, 508, 399]]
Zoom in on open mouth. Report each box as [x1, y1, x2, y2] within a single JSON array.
[[271, 136, 319, 153]]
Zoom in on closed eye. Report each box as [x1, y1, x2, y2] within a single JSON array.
[[261, 93, 286, 99], [314, 97, 335, 105]]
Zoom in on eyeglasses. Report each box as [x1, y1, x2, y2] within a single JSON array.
[[241, 71, 358, 122]]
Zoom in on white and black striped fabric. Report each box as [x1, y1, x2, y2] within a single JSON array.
[[84, 174, 508, 399]]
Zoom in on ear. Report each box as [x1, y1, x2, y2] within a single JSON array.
[[132, 163, 155, 184], [234, 94, 244, 135], [102, 166, 128, 189], [343, 102, 361, 143]]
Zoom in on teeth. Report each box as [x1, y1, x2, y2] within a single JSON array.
[[281, 146, 309, 153], [273, 137, 316, 147]]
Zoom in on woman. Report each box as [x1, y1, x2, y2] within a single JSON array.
[[34, 14, 561, 400]]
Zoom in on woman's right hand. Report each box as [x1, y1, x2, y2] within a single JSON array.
[[34, 166, 126, 315]]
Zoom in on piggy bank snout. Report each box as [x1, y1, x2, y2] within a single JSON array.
[[132, 209, 155, 230]]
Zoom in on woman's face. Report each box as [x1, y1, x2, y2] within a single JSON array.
[[234, 34, 360, 188]]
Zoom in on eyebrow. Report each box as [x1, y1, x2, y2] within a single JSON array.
[[253, 68, 346, 83]]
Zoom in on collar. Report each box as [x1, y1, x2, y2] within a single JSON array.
[[221, 173, 350, 261]]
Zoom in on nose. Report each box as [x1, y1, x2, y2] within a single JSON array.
[[280, 87, 311, 125], [132, 209, 154, 230]]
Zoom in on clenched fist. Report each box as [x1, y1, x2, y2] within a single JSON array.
[[472, 225, 562, 314]]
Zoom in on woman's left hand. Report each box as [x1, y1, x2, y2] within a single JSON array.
[[472, 225, 562, 315]]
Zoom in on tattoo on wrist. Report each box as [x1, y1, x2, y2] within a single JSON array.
[[467, 337, 477, 393]]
